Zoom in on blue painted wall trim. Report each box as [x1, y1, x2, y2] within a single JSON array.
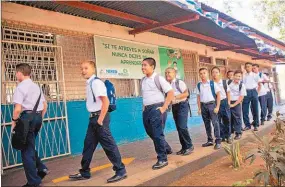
[[67, 97, 203, 155]]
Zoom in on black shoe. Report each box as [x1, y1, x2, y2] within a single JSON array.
[[251, 121, 255, 126], [182, 146, 194, 156], [214, 143, 221, 150], [37, 169, 49, 180], [254, 127, 258, 131], [69, 173, 90, 180], [202, 142, 214, 147], [22, 183, 39, 187], [166, 150, 173, 155], [152, 161, 168, 170], [234, 134, 242, 140], [221, 138, 226, 142], [242, 127, 251, 131], [107, 173, 127, 183], [227, 138, 232, 144], [261, 121, 265, 126], [267, 117, 272, 121], [176, 149, 185, 155]]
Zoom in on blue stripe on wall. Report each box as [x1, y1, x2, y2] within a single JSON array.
[[67, 97, 203, 155]]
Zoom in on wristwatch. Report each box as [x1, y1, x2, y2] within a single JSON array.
[[12, 118, 19, 122]]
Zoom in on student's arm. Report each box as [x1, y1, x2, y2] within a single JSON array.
[[175, 81, 189, 100], [42, 101, 47, 118], [230, 96, 244, 107], [214, 92, 221, 114], [97, 96, 109, 125], [158, 77, 174, 113], [197, 95, 201, 115], [12, 104, 22, 131]]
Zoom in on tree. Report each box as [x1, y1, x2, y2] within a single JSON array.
[[253, 0, 285, 42]]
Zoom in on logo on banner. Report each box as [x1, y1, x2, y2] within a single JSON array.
[[99, 68, 129, 77]]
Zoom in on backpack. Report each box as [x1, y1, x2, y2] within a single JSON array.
[[141, 74, 164, 94], [197, 80, 216, 99], [175, 79, 190, 100], [228, 80, 243, 91], [259, 72, 262, 78], [90, 77, 116, 112]]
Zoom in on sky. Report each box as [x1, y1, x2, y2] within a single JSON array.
[[198, 0, 281, 39]]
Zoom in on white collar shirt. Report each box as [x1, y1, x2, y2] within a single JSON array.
[[197, 80, 221, 103]]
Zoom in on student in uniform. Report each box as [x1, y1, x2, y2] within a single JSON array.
[[228, 70, 247, 140], [69, 60, 127, 183], [264, 73, 274, 121], [165, 67, 194, 156], [211, 67, 232, 144], [197, 67, 222, 150], [252, 64, 269, 126], [141, 57, 174, 170], [12, 63, 48, 187], [242, 62, 262, 131], [227, 70, 234, 81]]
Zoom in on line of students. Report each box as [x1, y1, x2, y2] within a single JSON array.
[[12, 60, 274, 187]]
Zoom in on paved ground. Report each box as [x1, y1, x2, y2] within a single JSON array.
[[2, 105, 285, 186]]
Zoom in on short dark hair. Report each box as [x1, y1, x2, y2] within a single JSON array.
[[143, 57, 156, 69], [227, 70, 233, 75], [245, 62, 253, 66], [173, 61, 177, 65], [211, 66, 220, 73], [16, 63, 31, 76], [264, 72, 269, 76], [199, 67, 208, 72], [234, 70, 243, 75], [252, 64, 259, 68]]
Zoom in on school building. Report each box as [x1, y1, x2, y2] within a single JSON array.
[[1, 1, 285, 171]]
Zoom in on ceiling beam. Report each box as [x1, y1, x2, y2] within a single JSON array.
[[214, 46, 256, 51], [129, 14, 199, 35], [55, 1, 273, 58], [252, 57, 278, 60]]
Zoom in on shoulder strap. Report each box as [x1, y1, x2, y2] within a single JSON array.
[[222, 80, 227, 93], [154, 74, 164, 94], [259, 72, 262, 78], [90, 76, 100, 102], [31, 86, 42, 118], [175, 79, 183, 93], [197, 82, 201, 93], [210, 80, 216, 98], [239, 81, 243, 91], [228, 79, 232, 85]]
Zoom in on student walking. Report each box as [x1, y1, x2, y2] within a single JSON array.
[[197, 68, 222, 150], [141, 57, 174, 170], [165, 67, 194, 156], [242, 62, 261, 131], [252, 64, 269, 126], [69, 60, 127, 183], [264, 73, 274, 121], [211, 67, 232, 144], [228, 70, 247, 140], [12, 63, 48, 187]]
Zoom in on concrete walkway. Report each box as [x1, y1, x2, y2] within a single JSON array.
[[2, 105, 284, 186]]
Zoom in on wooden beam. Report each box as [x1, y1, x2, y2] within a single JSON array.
[[54, 1, 273, 58], [129, 14, 199, 35], [214, 46, 256, 51]]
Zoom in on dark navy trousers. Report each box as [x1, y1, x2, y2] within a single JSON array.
[[218, 99, 231, 139], [266, 91, 273, 119], [242, 89, 259, 128], [20, 112, 47, 185], [230, 101, 242, 135], [172, 101, 193, 150], [201, 102, 221, 144], [80, 113, 126, 177], [143, 103, 168, 162], [161, 112, 172, 153], [259, 95, 267, 122]]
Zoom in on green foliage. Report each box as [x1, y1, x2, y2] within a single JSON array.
[[223, 141, 242, 168], [232, 179, 253, 187]]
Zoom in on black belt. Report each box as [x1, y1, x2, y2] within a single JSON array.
[[172, 100, 188, 106], [246, 88, 257, 91], [145, 102, 164, 110], [22, 110, 42, 114], [90, 111, 101, 118], [201, 101, 215, 105]]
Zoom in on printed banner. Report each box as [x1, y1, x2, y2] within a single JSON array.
[[94, 36, 161, 79], [158, 47, 185, 79]]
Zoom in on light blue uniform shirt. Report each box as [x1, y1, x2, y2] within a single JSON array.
[[13, 79, 45, 111], [86, 75, 107, 112]]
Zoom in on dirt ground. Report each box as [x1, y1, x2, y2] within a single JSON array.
[[170, 141, 266, 186]]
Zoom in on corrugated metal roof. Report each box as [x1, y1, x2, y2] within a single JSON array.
[[12, 1, 278, 58]]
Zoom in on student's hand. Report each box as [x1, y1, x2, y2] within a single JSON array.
[[214, 107, 219, 114], [97, 119, 103, 126], [198, 109, 201, 115], [157, 106, 166, 114], [11, 121, 16, 132], [230, 104, 235, 108]]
